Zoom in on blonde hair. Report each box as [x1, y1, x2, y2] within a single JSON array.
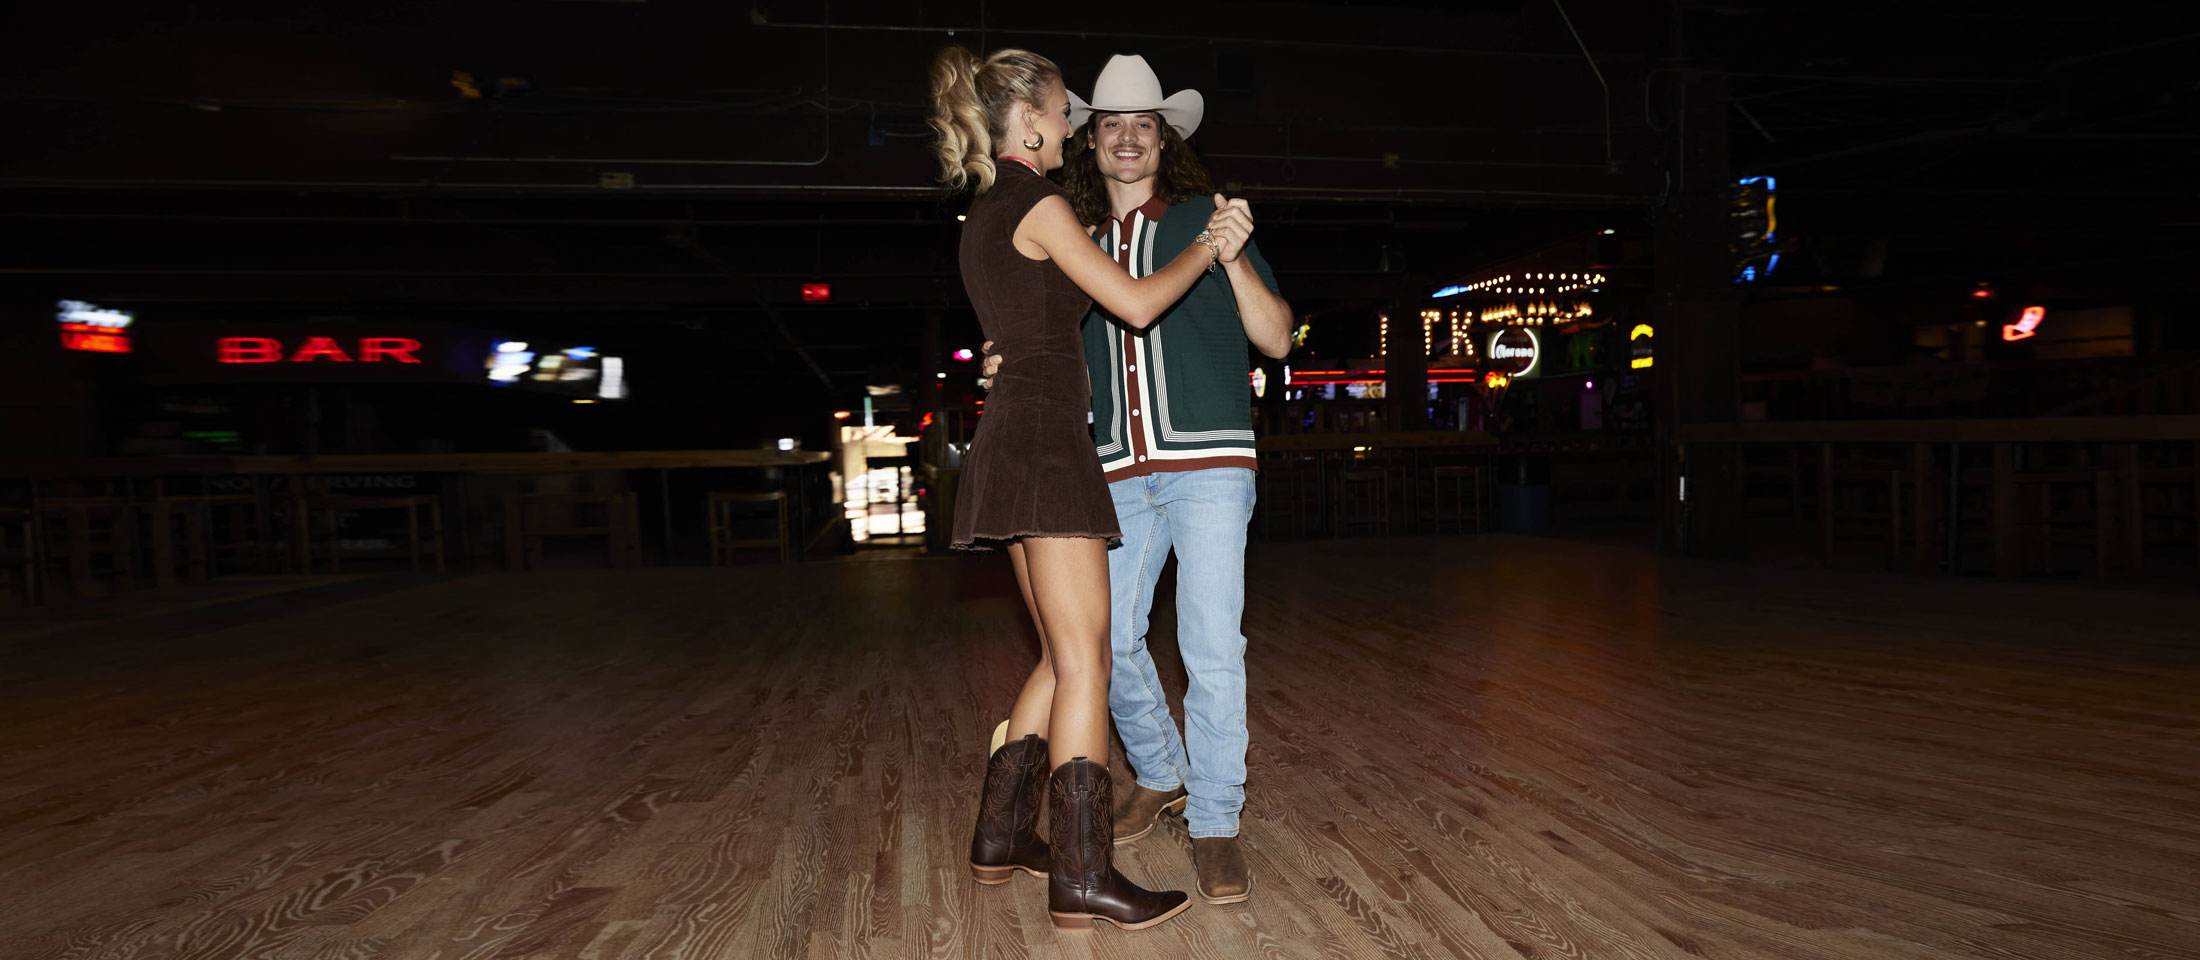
[[927, 45, 1060, 195]]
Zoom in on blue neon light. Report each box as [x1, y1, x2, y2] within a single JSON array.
[[1765, 253, 1780, 276], [1431, 285, 1468, 298], [564, 346, 598, 359]]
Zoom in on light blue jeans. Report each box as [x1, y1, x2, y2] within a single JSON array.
[[1107, 467, 1256, 838]]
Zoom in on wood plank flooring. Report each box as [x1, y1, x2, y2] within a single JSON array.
[[0, 535, 2194, 960]]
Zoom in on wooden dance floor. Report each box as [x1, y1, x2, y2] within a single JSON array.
[[1, 536, 2194, 960]]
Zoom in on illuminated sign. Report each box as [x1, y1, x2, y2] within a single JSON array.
[[801, 283, 832, 303], [1733, 176, 1780, 282], [57, 300, 136, 354], [1630, 323, 1655, 369], [143, 323, 481, 384], [219, 337, 424, 364], [1283, 369, 1484, 386], [2003, 305, 2046, 342], [1487, 327, 1541, 377], [1483, 371, 1510, 389], [486, 341, 628, 399]]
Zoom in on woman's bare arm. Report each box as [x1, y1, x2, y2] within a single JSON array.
[[1014, 195, 1214, 328]]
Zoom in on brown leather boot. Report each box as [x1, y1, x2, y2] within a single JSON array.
[[1047, 757, 1192, 931], [1110, 783, 1187, 845], [968, 734, 1050, 884], [1193, 836, 1252, 904]]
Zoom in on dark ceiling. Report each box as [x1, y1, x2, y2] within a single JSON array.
[[5, 1, 2197, 424]]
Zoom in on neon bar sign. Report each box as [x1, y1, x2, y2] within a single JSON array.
[[1630, 323, 1655, 369], [218, 337, 425, 364], [2002, 306, 2046, 342], [57, 300, 136, 354]]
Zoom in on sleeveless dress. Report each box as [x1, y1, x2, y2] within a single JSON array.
[[949, 161, 1122, 550]]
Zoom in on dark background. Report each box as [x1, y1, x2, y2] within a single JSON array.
[[5, 1, 2196, 454]]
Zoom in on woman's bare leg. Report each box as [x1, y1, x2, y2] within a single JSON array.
[[1017, 536, 1112, 768], [1003, 540, 1054, 742]]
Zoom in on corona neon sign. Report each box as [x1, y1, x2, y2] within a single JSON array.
[[1630, 323, 1655, 369], [1487, 327, 1541, 377]]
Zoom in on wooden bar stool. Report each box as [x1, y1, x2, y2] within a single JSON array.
[[308, 496, 447, 573], [0, 508, 37, 607], [1256, 454, 1318, 539], [707, 491, 791, 564], [153, 479, 275, 578], [505, 492, 638, 571], [1332, 466, 1392, 537], [136, 500, 208, 588], [35, 496, 139, 599], [1429, 465, 1484, 534]]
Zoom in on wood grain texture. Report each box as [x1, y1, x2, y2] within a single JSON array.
[[0, 536, 2194, 960]]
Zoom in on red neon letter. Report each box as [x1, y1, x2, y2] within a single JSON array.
[[2002, 305, 2045, 342], [358, 337, 424, 363], [219, 337, 283, 363], [288, 336, 354, 362]]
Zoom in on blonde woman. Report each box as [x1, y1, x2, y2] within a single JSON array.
[[929, 45, 1234, 932]]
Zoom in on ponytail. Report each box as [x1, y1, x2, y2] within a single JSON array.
[[927, 45, 1060, 196]]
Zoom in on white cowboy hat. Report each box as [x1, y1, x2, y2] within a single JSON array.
[[1069, 54, 1204, 139]]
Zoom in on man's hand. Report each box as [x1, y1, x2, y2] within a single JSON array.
[[1206, 194, 1254, 264], [979, 340, 1002, 390]]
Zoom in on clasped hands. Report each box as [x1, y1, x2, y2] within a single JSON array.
[[1201, 193, 1255, 265], [979, 194, 1255, 387]]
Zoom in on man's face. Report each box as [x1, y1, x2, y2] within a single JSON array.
[[1089, 112, 1164, 186]]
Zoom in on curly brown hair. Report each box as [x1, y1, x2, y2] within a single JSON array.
[[1059, 115, 1214, 226]]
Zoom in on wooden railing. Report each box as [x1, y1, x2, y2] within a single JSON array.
[[1678, 416, 2200, 582]]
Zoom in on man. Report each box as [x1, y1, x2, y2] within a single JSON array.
[[984, 53, 1291, 905]]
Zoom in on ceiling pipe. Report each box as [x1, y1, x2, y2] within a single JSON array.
[[747, 16, 1592, 61]]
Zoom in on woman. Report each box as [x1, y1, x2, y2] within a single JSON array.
[[928, 46, 1230, 933]]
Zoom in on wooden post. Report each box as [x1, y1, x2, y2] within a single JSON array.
[[1913, 442, 1934, 575], [1790, 445, 1803, 522], [1992, 443, 2018, 579], [504, 495, 525, 572], [2092, 468, 2111, 582], [66, 507, 93, 597], [1888, 468, 1901, 571], [2115, 443, 2142, 579], [1819, 442, 1834, 566]]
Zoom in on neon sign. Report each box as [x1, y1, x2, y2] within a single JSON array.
[[218, 337, 424, 364], [1630, 323, 1655, 369], [57, 300, 136, 354], [2003, 305, 2046, 342], [485, 340, 627, 399], [1487, 327, 1541, 377]]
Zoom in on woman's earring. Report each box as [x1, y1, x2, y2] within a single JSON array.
[[1023, 133, 1044, 150]]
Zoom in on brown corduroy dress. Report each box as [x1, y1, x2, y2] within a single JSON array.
[[949, 161, 1122, 550]]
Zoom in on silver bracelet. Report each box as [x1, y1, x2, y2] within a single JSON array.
[[1192, 232, 1221, 272]]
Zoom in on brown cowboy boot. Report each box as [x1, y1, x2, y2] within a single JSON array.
[[1193, 836, 1252, 904], [1047, 757, 1191, 931], [968, 734, 1051, 884], [1110, 783, 1187, 845]]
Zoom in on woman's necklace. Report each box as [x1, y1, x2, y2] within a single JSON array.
[[997, 155, 1041, 175]]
